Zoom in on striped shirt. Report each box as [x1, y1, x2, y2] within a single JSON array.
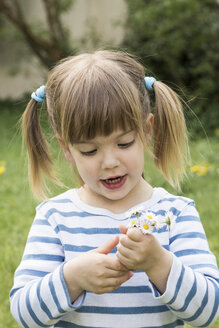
[[10, 187, 219, 328]]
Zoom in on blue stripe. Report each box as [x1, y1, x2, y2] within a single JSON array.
[[23, 254, 64, 262], [153, 208, 181, 218], [171, 275, 197, 312], [155, 207, 181, 217], [64, 244, 117, 253], [64, 244, 96, 252], [110, 285, 152, 294], [206, 275, 219, 283], [149, 283, 160, 297], [154, 225, 168, 233], [152, 209, 166, 216], [48, 275, 65, 314], [55, 225, 120, 235], [167, 265, 185, 305], [45, 208, 101, 219], [50, 198, 73, 204], [56, 320, 184, 328], [27, 236, 62, 245], [33, 219, 50, 226], [185, 283, 209, 322], [170, 207, 181, 216], [59, 265, 71, 306], [55, 322, 100, 328], [9, 287, 20, 298], [174, 249, 210, 257], [200, 279, 219, 326], [158, 197, 193, 205], [37, 198, 73, 210], [176, 215, 200, 223], [18, 297, 29, 328], [26, 288, 51, 327], [189, 263, 218, 270], [170, 232, 206, 243], [37, 279, 53, 319], [15, 269, 49, 277], [76, 304, 169, 314]]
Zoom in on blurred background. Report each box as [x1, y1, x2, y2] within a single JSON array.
[[0, 0, 218, 327], [0, 0, 219, 134]]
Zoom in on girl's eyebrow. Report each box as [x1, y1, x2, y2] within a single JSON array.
[[75, 130, 134, 144]]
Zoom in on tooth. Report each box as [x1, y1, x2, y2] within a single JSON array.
[[106, 177, 121, 184]]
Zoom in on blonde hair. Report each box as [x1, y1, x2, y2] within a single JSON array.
[[22, 50, 189, 199]]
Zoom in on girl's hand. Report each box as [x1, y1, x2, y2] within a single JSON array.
[[63, 235, 133, 302], [116, 225, 173, 294]]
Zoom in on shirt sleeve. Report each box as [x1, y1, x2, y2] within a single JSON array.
[[10, 208, 86, 328], [149, 201, 219, 327]]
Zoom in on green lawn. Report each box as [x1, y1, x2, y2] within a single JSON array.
[[0, 106, 218, 327]]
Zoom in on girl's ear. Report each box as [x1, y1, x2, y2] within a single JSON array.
[[146, 113, 154, 144], [57, 138, 75, 163]]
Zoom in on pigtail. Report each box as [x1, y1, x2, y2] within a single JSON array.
[[22, 99, 56, 199], [152, 81, 189, 189]]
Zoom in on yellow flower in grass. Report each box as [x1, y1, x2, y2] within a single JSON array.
[[190, 165, 199, 173], [214, 128, 219, 136], [190, 162, 212, 176], [0, 161, 6, 174]]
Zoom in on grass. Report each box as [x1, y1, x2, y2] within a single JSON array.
[[0, 106, 218, 328]]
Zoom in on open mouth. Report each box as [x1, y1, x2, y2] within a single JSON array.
[[100, 175, 127, 190]]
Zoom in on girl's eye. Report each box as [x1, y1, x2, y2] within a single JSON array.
[[118, 140, 135, 148], [80, 149, 97, 156]]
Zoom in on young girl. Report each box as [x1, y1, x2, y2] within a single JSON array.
[[10, 50, 218, 328]]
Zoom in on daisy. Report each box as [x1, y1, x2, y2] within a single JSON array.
[[127, 208, 176, 235], [126, 206, 145, 219], [163, 211, 176, 230], [138, 217, 155, 234]]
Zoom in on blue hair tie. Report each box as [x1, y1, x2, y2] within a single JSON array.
[[144, 77, 156, 91], [31, 85, 46, 102]]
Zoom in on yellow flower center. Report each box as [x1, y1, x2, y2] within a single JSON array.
[[131, 220, 136, 226], [147, 215, 153, 219], [0, 166, 5, 174], [143, 224, 149, 230]]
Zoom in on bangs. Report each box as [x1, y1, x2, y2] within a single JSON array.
[[58, 60, 144, 144]]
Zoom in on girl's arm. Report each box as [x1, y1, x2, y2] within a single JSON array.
[[117, 202, 219, 327], [10, 210, 84, 328], [161, 203, 219, 327], [10, 210, 131, 328]]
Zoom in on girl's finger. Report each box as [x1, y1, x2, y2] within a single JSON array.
[[106, 271, 133, 288], [117, 243, 136, 261], [104, 267, 131, 278], [127, 227, 145, 241], [104, 254, 129, 272], [116, 251, 133, 270], [119, 234, 137, 250], [119, 224, 128, 234]]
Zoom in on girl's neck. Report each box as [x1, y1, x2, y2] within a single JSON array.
[[77, 178, 154, 214]]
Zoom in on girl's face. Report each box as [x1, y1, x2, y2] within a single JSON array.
[[65, 129, 146, 207]]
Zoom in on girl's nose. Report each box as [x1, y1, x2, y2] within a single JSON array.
[[101, 150, 120, 169]]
